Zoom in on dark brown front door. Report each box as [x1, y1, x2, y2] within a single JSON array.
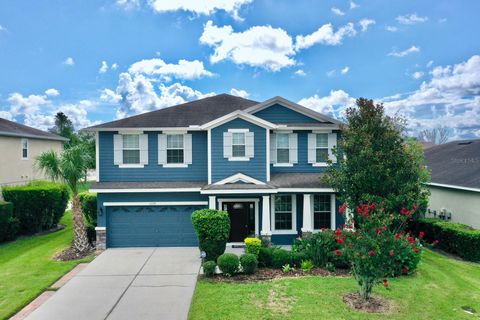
[[222, 202, 255, 242]]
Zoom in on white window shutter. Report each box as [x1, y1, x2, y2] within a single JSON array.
[[245, 132, 255, 158], [328, 133, 337, 163], [223, 132, 232, 158], [113, 134, 123, 165], [270, 133, 276, 164], [184, 134, 192, 165], [289, 133, 298, 164], [158, 134, 167, 165], [139, 134, 149, 165], [308, 133, 316, 164]]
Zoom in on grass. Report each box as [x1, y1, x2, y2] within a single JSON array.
[[0, 212, 94, 320], [189, 250, 480, 320]]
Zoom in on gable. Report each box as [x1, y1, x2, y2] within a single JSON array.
[[252, 103, 322, 124]]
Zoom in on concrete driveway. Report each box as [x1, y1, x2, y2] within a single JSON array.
[[26, 247, 201, 320]]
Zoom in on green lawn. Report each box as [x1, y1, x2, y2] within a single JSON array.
[[0, 212, 94, 320], [190, 250, 480, 320]]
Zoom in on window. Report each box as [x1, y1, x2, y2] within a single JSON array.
[[167, 134, 184, 164], [315, 133, 329, 163], [21, 138, 28, 159], [313, 194, 331, 230], [232, 132, 246, 157], [276, 133, 289, 163], [122, 134, 140, 164], [274, 195, 293, 230]]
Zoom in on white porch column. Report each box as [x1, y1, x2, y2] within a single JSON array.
[[302, 194, 313, 233], [261, 195, 272, 236], [208, 196, 216, 210], [330, 194, 336, 230]]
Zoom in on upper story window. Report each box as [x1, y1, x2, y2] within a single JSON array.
[[270, 132, 297, 166], [232, 132, 246, 157], [315, 133, 329, 163], [113, 133, 148, 168], [122, 134, 140, 164], [167, 134, 184, 164], [313, 194, 332, 230], [158, 133, 192, 167], [308, 132, 337, 166], [224, 129, 254, 161], [21, 138, 28, 160], [276, 133, 289, 163]]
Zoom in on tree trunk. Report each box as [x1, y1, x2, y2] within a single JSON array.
[[72, 193, 90, 253], [359, 277, 374, 301]]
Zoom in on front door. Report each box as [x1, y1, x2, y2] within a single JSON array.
[[222, 202, 255, 242]]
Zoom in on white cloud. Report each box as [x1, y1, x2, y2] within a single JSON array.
[[148, 0, 253, 20], [116, 0, 140, 10], [388, 45, 420, 57], [200, 20, 295, 72], [100, 89, 122, 103], [341, 66, 349, 74], [7, 93, 50, 115], [0, 110, 12, 120], [385, 25, 398, 32], [298, 90, 356, 118], [349, 1, 359, 9], [230, 88, 249, 98], [326, 69, 336, 77], [295, 23, 357, 50], [128, 58, 213, 80], [45, 88, 60, 97], [359, 19, 375, 32], [331, 7, 345, 16], [428, 55, 480, 94], [63, 57, 74, 66], [0, 25, 6, 32], [427, 60, 434, 68], [111, 63, 118, 70], [294, 69, 306, 76], [412, 71, 424, 79], [396, 13, 428, 25], [99, 61, 109, 74]]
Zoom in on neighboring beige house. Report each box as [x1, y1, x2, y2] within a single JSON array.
[[424, 139, 480, 229], [0, 118, 68, 186]]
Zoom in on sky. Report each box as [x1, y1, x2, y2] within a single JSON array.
[[0, 0, 479, 140]]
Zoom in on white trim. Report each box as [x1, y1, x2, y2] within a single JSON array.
[[84, 127, 203, 132], [103, 201, 208, 206], [312, 162, 328, 167], [228, 157, 250, 161], [207, 128, 212, 184], [208, 196, 216, 209], [95, 132, 99, 182], [301, 194, 313, 233], [427, 182, 480, 193], [162, 164, 188, 168], [161, 129, 187, 134], [213, 173, 266, 185], [279, 125, 340, 130], [273, 163, 294, 167], [271, 194, 297, 235], [91, 188, 202, 193], [95, 227, 106, 231], [200, 110, 277, 130], [277, 188, 335, 193], [118, 130, 143, 135], [312, 129, 333, 134], [118, 164, 145, 168], [266, 128, 270, 181], [201, 189, 275, 195], [261, 195, 272, 236], [228, 128, 249, 133], [218, 198, 260, 236], [311, 193, 336, 232]]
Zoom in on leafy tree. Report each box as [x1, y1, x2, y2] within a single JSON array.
[[36, 145, 92, 253], [49, 112, 78, 147]]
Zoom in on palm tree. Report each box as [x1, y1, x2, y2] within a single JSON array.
[[36, 145, 92, 253]]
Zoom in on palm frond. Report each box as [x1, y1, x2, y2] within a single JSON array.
[[35, 150, 62, 182]]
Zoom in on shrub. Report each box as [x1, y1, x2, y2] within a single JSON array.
[[412, 218, 480, 262], [217, 253, 239, 276], [291, 251, 309, 268], [282, 264, 294, 273], [240, 253, 258, 274], [272, 249, 292, 269], [2, 181, 69, 234], [79, 192, 97, 226], [244, 237, 262, 256], [191, 209, 230, 262], [203, 261, 216, 277], [293, 229, 341, 268], [0, 201, 19, 242], [258, 247, 274, 268], [301, 259, 314, 273]]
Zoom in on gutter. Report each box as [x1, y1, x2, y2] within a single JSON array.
[[426, 182, 480, 193]]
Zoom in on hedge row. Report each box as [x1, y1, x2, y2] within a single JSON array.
[[0, 201, 19, 242], [411, 218, 480, 262], [79, 192, 97, 243]]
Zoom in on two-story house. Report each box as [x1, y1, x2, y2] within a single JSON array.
[[86, 94, 344, 249]]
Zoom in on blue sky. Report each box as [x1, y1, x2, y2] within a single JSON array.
[[0, 0, 479, 140]]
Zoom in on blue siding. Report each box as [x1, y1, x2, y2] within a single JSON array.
[[211, 118, 267, 182], [253, 103, 320, 123], [99, 131, 207, 182]]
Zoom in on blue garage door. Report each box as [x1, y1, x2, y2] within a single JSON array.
[[107, 205, 204, 248]]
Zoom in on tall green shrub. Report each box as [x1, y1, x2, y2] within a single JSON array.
[[79, 192, 97, 226], [0, 201, 19, 242], [2, 181, 69, 234], [191, 209, 230, 262]]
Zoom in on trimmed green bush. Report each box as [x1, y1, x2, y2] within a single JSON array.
[[217, 253, 239, 276], [240, 253, 258, 274], [192, 209, 230, 262], [0, 201, 19, 242], [244, 237, 261, 256], [258, 247, 274, 268], [272, 249, 292, 269], [291, 251, 309, 268], [79, 192, 97, 226], [412, 218, 480, 262], [203, 261, 216, 277], [2, 181, 69, 234]]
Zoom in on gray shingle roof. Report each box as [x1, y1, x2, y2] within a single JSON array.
[[0, 118, 68, 141], [86, 94, 259, 130], [424, 139, 480, 189], [270, 173, 331, 188]]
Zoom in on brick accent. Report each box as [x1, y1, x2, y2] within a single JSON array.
[[96, 228, 106, 250]]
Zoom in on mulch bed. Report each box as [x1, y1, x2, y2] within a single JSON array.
[[343, 292, 394, 313], [205, 267, 350, 282], [54, 246, 95, 261]]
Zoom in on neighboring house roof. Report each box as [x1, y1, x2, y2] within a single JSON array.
[[424, 139, 480, 190], [419, 141, 436, 150], [0, 118, 69, 142]]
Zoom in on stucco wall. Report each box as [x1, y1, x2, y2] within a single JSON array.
[[428, 185, 480, 229], [0, 136, 64, 186]]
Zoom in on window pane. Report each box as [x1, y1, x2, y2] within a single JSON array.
[[314, 195, 331, 212], [232, 132, 245, 145], [314, 195, 331, 230], [167, 149, 184, 164], [275, 195, 292, 212], [316, 149, 328, 163], [276, 133, 289, 148], [167, 134, 184, 148], [22, 148, 28, 158], [232, 145, 245, 157], [314, 211, 331, 230], [277, 149, 289, 163], [123, 150, 140, 164], [123, 134, 139, 148], [316, 133, 328, 148], [275, 212, 292, 230]]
